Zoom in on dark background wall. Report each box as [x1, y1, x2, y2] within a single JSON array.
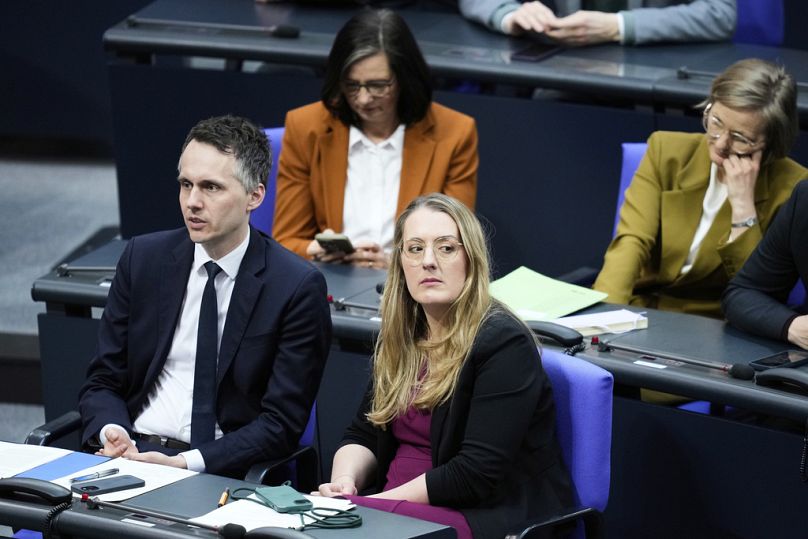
[[0, 1, 150, 150]]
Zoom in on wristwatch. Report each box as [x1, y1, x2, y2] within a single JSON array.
[[731, 216, 759, 228]]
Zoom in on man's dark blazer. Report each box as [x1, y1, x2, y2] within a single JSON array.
[[723, 180, 808, 341], [78, 226, 332, 477], [341, 311, 573, 539]]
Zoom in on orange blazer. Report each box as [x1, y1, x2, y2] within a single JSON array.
[[272, 101, 478, 257]]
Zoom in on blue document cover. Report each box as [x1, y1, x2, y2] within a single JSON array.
[[17, 452, 109, 480]]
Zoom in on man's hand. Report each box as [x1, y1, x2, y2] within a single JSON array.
[[787, 315, 808, 350], [96, 426, 137, 458], [545, 11, 621, 46], [503, 1, 558, 35], [124, 451, 188, 469]]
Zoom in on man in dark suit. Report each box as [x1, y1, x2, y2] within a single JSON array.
[[78, 115, 331, 478]]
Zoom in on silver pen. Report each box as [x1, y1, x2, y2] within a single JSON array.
[[69, 467, 120, 483]]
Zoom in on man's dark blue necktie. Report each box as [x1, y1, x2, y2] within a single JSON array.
[[191, 261, 222, 447]]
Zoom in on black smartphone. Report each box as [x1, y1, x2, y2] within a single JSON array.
[[510, 42, 560, 63], [71, 475, 145, 495], [748, 350, 808, 371], [315, 232, 355, 254]]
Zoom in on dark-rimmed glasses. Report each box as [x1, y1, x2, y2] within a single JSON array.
[[341, 79, 395, 98]]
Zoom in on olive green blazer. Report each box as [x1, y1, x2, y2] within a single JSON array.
[[594, 131, 807, 318]]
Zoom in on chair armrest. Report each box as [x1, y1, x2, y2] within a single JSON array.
[[24, 411, 82, 446], [506, 505, 603, 539], [245, 445, 319, 490]]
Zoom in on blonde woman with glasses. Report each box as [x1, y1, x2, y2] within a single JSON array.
[[273, 10, 478, 270], [594, 58, 808, 318], [315, 194, 573, 539]]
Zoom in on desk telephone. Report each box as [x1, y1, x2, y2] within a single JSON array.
[[527, 320, 584, 348], [756, 366, 808, 394], [0, 477, 72, 505]]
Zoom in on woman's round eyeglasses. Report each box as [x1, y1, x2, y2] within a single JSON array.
[[400, 238, 464, 266], [702, 104, 763, 156]]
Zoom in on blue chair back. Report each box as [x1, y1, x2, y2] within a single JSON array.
[[734, 0, 784, 46], [615, 142, 648, 235], [250, 126, 284, 235], [542, 348, 613, 514], [301, 401, 317, 448], [787, 280, 806, 309]]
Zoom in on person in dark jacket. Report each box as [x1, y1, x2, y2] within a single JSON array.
[[315, 193, 573, 539], [723, 180, 808, 348]]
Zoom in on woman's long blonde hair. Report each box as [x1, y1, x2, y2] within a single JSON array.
[[367, 194, 493, 427]]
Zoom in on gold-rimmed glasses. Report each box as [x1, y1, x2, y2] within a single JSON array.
[[400, 237, 464, 266], [341, 78, 396, 98], [702, 104, 764, 156]]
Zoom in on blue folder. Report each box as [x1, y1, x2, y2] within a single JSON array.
[[16, 452, 109, 481]]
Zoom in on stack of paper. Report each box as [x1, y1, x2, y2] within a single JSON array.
[[491, 266, 607, 321], [553, 309, 648, 336]]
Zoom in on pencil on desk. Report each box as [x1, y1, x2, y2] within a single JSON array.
[[218, 487, 230, 507]]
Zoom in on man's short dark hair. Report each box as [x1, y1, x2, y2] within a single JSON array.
[[321, 9, 432, 127], [181, 115, 270, 192]]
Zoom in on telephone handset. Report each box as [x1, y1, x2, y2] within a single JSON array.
[[527, 320, 584, 348], [0, 477, 72, 505], [755, 366, 808, 395]]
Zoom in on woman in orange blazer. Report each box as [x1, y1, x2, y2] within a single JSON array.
[[273, 9, 478, 269]]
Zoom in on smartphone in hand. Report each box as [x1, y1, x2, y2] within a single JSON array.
[[315, 232, 355, 254]]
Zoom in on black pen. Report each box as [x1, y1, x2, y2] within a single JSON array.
[[70, 468, 120, 483]]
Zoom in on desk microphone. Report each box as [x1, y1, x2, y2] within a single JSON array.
[[598, 340, 755, 380], [82, 495, 246, 538], [676, 66, 717, 81]]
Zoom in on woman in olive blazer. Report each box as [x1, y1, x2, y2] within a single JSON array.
[[594, 59, 807, 318], [594, 131, 806, 317]]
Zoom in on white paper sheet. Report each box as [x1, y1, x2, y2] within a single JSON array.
[[51, 457, 197, 501], [0, 441, 72, 478], [191, 494, 354, 532]]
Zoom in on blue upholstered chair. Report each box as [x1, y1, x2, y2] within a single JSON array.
[[733, 0, 784, 46], [614, 142, 647, 235], [244, 402, 320, 492], [249, 126, 284, 235], [510, 348, 613, 538]]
